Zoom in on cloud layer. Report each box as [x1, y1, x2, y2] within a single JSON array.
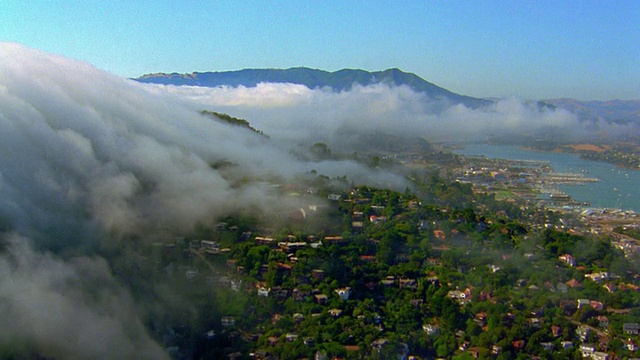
[[1, 43, 403, 240], [154, 81, 588, 146], [0, 235, 168, 359]]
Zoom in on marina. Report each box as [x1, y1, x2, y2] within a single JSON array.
[[453, 143, 640, 212]]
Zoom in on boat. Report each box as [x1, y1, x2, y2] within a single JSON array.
[[550, 193, 571, 201]]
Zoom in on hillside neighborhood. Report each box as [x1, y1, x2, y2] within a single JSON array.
[[142, 153, 640, 359]]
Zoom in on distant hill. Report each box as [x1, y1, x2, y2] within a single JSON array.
[[200, 110, 267, 138], [135, 67, 490, 109], [544, 98, 640, 124]]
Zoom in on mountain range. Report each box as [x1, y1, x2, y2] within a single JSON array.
[[135, 67, 489, 109], [542, 98, 640, 124], [135, 67, 640, 123]]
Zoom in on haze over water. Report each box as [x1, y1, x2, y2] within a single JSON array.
[[454, 143, 640, 212]]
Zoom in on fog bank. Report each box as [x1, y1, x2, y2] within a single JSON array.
[[152, 81, 605, 148]]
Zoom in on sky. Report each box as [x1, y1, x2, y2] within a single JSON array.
[[1, 1, 639, 99]]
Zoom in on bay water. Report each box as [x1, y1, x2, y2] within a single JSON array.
[[452, 143, 640, 212]]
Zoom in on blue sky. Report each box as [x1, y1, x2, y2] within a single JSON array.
[[2, 1, 639, 100]]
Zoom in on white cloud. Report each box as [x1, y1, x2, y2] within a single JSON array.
[[0, 235, 168, 359], [2, 43, 392, 237], [153, 80, 584, 145]]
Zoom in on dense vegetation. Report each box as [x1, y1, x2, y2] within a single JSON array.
[[132, 174, 640, 359]]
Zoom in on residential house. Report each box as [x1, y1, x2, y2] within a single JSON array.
[[433, 230, 446, 240], [371, 338, 389, 353], [592, 351, 609, 360], [448, 289, 471, 305], [566, 278, 582, 288], [311, 269, 325, 280], [370, 205, 385, 212], [512, 340, 525, 350], [344, 345, 361, 353], [251, 350, 273, 360], [426, 276, 440, 287], [577, 298, 590, 309], [579, 344, 596, 358], [292, 288, 310, 301], [399, 277, 417, 290], [422, 324, 440, 336], [276, 263, 292, 273], [272, 287, 290, 301], [323, 235, 345, 245], [255, 236, 275, 246], [257, 286, 271, 297], [448, 290, 465, 301], [221, 316, 236, 327], [335, 287, 352, 301], [597, 316, 609, 328], [626, 339, 637, 351], [590, 300, 604, 311], [540, 342, 554, 351], [474, 313, 487, 327], [201, 240, 220, 253], [528, 317, 541, 329], [292, 313, 304, 323], [560, 341, 573, 350], [278, 242, 306, 253], [314, 294, 328, 305], [491, 345, 502, 355], [624, 322, 640, 335], [267, 336, 279, 346], [603, 283, 617, 293], [381, 276, 396, 287], [459, 341, 470, 351], [559, 254, 576, 266], [577, 325, 591, 341], [369, 215, 387, 224], [585, 272, 610, 283]]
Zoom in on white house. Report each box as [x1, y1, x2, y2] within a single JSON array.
[[335, 287, 352, 301], [257, 286, 271, 297]]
